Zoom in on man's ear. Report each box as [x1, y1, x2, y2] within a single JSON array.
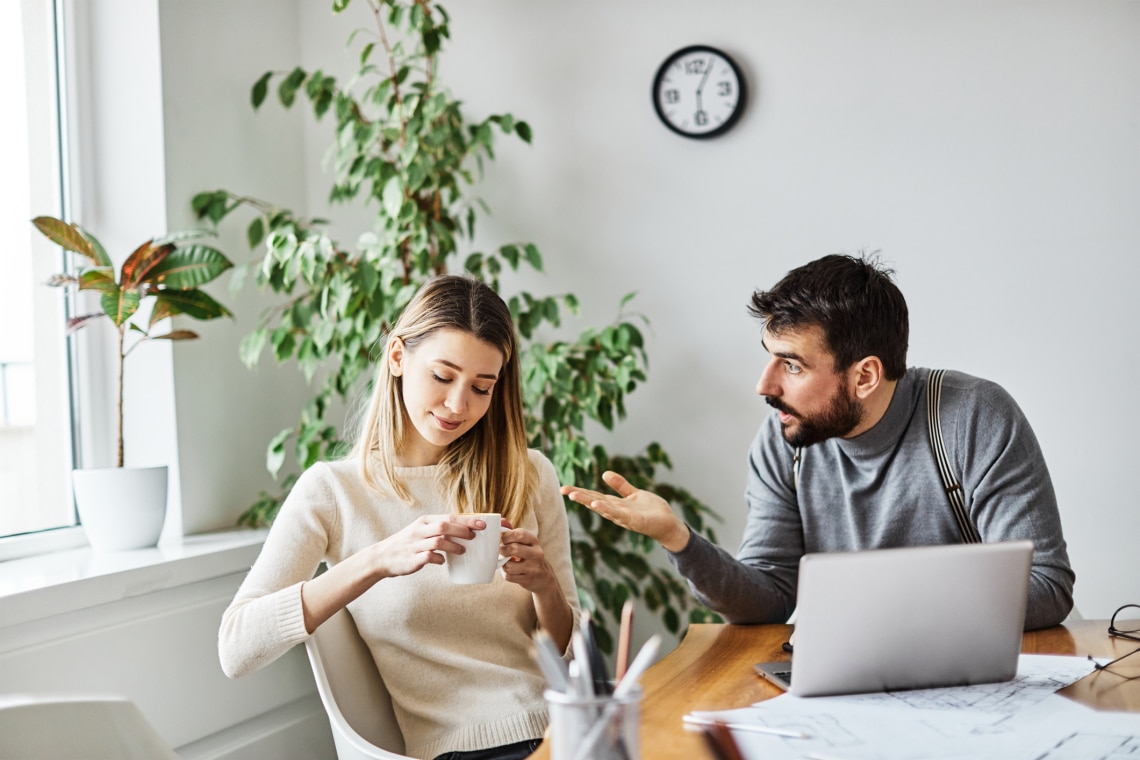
[[849, 356, 884, 400], [388, 337, 406, 377]]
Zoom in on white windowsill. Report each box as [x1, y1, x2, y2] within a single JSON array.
[[0, 528, 268, 628]]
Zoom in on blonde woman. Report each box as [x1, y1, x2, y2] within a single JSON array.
[[219, 275, 578, 760]]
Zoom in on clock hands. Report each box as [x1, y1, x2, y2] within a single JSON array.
[[695, 55, 716, 96], [694, 55, 716, 127]]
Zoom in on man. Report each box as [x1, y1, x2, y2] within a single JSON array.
[[562, 254, 1074, 630]]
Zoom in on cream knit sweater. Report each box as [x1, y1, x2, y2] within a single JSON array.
[[218, 449, 578, 760]]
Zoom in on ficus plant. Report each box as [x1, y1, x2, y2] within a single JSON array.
[[193, 0, 721, 651], [32, 216, 233, 468]]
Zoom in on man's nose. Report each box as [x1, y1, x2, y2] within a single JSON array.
[[756, 360, 779, 397]]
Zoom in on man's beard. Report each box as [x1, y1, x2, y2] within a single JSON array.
[[766, 386, 863, 448]]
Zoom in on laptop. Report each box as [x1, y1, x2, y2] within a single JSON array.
[[754, 540, 1033, 697]]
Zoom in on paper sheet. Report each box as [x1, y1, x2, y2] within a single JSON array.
[[684, 654, 1140, 760]]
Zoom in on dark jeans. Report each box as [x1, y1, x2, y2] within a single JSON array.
[[433, 738, 542, 760]]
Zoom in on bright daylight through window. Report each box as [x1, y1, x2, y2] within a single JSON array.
[[0, 0, 76, 544]]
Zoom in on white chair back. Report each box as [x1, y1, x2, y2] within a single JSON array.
[[305, 607, 413, 760]]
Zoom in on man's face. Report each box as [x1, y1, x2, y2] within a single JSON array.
[[755, 324, 863, 448]]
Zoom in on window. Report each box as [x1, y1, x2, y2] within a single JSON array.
[[0, 0, 78, 548]]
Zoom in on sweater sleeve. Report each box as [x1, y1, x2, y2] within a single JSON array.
[[530, 451, 580, 645], [668, 418, 801, 624], [217, 464, 338, 678], [949, 376, 1075, 630]]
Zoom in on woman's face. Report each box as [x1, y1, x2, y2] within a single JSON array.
[[388, 328, 504, 467]]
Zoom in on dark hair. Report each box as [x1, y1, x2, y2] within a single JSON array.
[[748, 254, 909, 380]]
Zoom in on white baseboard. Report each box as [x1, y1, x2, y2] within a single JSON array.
[[176, 694, 336, 760]]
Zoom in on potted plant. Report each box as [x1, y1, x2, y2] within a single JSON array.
[[32, 216, 233, 551], [192, 0, 723, 649]]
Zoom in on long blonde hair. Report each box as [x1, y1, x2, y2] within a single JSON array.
[[350, 275, 535, 525]]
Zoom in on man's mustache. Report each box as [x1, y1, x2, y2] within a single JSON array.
[[765, 396, 797, 417]]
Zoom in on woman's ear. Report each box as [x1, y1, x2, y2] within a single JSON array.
[[388, 337, 406, 377], [850, 356, 884, 400]]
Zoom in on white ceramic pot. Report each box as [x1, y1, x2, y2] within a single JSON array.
[[71, 465, 169, 552]]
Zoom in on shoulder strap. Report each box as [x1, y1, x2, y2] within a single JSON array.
[[793, 447, 802, 491], [926, 369, 982, 543]]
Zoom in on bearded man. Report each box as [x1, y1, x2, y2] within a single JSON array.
[[562, 254, 1074, 631]]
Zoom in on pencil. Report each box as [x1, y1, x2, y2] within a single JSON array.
[[616, 600, 634, 680]]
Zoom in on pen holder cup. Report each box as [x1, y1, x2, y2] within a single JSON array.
[[545, 686, 641, 760]]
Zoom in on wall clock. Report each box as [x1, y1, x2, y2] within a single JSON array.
[[652, 45, 746, 139]]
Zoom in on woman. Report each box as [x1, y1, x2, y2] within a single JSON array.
[[219, 275, 578, 760]]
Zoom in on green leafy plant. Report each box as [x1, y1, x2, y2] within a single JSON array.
[[193, 0, 721, 650], [32, 216, 233, 467]]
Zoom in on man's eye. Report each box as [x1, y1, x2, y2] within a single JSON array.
[[785, 362, 801, 375]]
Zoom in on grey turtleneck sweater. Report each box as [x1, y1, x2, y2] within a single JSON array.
[[670, 367, 1074, 631]]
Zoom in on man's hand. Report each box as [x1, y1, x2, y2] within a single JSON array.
[[561, 471, 691, 552]]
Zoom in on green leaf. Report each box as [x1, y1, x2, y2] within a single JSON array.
[[278, 67, 307, 107], [524, 243, 542, 271], [381, 176, 404, 218], [150, 289, 232, 322], [516, 121, 533, 143], [78, 268, 117, 292], [266, 427, 293, 478], [146, 245, 234, 289], [247, 217, 266, 249], [251, 71, 272, 109], [240, 328, 269, 368], [31, 216, 111, 267], [359, 42, 375, 67], [101, 285, 140, 327]]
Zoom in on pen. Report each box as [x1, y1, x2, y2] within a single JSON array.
[[580, 611, 612, 695], [532, 631, 569, 693], [683, 714, 811, 739], [613, 634, 660, 699], [570, 635, 662, 760], [570, 632, 594, 698]]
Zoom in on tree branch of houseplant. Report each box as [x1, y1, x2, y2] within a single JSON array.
[[192, 0, 723, 649]]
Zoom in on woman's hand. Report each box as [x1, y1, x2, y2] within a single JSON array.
[[500, 519, 574, 651], [498, 520, 559, 594], [302, 513, 485, 634], [370, 514, 486, 579]]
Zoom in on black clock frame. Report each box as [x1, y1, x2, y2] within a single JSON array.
[[652, 44, 747, 140]]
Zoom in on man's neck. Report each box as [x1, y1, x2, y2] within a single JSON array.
[[845, 378, 899, 439]]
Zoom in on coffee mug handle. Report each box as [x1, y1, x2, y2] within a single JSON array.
[[496, 525, 511, 568]]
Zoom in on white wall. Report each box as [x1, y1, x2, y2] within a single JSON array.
[[289, 1, 1139, 626], [158, 0, 317, 535], [25, 2, 1129, 754]]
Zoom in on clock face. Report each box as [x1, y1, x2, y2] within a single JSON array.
[[652, 45, 745, 139]]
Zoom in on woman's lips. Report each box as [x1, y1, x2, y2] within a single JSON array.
[[434, 414, 461, 431]]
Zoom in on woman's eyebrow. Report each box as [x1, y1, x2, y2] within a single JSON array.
[[435, 359, 499, 381]]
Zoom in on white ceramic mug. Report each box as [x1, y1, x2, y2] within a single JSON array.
[[446, 513, 509, 584]]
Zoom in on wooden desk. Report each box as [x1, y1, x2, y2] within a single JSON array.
[[529, 619, 1139, 759]]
